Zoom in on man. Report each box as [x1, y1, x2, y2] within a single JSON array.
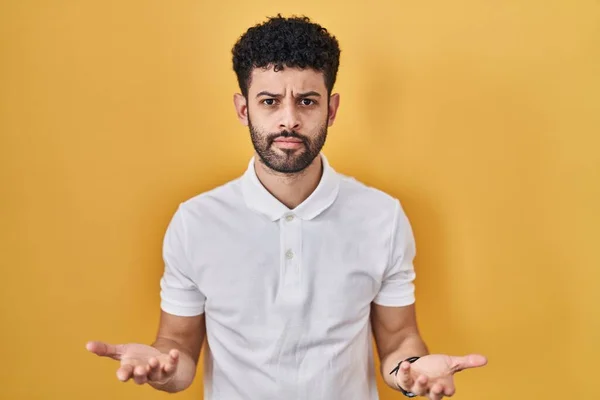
[[87, 15, 487, 399]]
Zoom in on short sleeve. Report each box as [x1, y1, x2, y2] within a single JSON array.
[[373, 200, 417, 307], [159, 205, 206, 316]]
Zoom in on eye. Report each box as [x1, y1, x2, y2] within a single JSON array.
[[262, 98, 277, 106], [300, 98, 316, 106]]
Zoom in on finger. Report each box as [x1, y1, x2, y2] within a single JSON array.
[[162, 350, 180, 375], [147, 357, 163, 381], [86, 341, 122, 360], [148, 357, 160, 370], [444, 385, 456, 397], [450, 354, 488, 373], [133, 364, 150, 385], [411, 374, 429, 396], [163, 359, 177, 375], [429, 383, 444, 400], [116, 364, 134, 382], [394, 361, 413, 390]]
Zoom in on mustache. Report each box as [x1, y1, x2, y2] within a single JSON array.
[[267, 130, 309, 145]]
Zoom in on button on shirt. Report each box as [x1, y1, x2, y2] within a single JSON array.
[[159, 154, 417, 400]]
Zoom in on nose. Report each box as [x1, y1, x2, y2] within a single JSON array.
[[279, 103, 301, 132]]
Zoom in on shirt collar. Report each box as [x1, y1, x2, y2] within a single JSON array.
[[241, 153, 340, 221]]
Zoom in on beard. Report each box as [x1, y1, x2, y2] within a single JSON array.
[[249, 117, 328, 174]]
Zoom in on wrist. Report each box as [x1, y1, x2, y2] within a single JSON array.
[[389, 356, 421, 398], [149, 341, 197, 393], [381, 351, 427, 386]]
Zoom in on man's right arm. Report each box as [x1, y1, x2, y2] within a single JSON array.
[[149, 310, 206, 393], [86, 311, 205, 391], [87, 206, 207, 390]]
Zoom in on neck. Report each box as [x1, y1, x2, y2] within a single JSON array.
[[254, 154, 323, 209]]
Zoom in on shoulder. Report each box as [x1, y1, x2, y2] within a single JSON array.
[[336, 173, 403, 217], [174, 176, 245, 223]]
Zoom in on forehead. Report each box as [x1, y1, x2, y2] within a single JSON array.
[[248, 66, 327, 95]]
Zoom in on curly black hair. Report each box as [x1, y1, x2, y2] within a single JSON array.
[[232, 14, 341, 98]]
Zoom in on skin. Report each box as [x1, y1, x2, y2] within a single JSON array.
[[87, 312, 204, 392], [233, 65, 340, 209], [87, 65, 487, 398]]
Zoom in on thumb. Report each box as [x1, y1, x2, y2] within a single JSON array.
[[86, 341, 123, 360], [450, 354, 488, 373]]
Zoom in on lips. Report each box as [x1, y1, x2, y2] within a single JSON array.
[[274, 138, 303, 143], [272, 136, 304, 150]]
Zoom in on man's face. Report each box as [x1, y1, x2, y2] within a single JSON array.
[[239, 66, 337, 174]]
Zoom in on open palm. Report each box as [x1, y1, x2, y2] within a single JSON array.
[[394, 353, 487, 399], [86, 341, 180, 385]]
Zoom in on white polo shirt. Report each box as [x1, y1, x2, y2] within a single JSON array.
[[159, 154, 417, 400]]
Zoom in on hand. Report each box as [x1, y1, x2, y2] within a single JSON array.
[[86, 341, 180, 386], [393, 353, 487, 399]]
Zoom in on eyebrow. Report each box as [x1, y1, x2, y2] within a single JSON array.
[[255, 91, 322, 98]]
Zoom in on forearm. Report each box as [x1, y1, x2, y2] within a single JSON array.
[[150, 337, 198, 393], [380, 333, 429, 389]]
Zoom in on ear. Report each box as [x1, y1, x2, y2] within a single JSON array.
[[327, 93, 340, 127], [233, 93, 248, 126]]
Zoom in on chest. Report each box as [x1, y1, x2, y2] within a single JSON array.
[[188, 216, 389, 328]]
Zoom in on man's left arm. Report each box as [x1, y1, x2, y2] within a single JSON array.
[[371, 199, 430, 392], [371, 303, 487, 399], [370, 303, 429, 390], [371, 200, 487, 399]]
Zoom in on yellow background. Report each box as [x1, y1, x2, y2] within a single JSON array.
[[1, 1, 598, 399]]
